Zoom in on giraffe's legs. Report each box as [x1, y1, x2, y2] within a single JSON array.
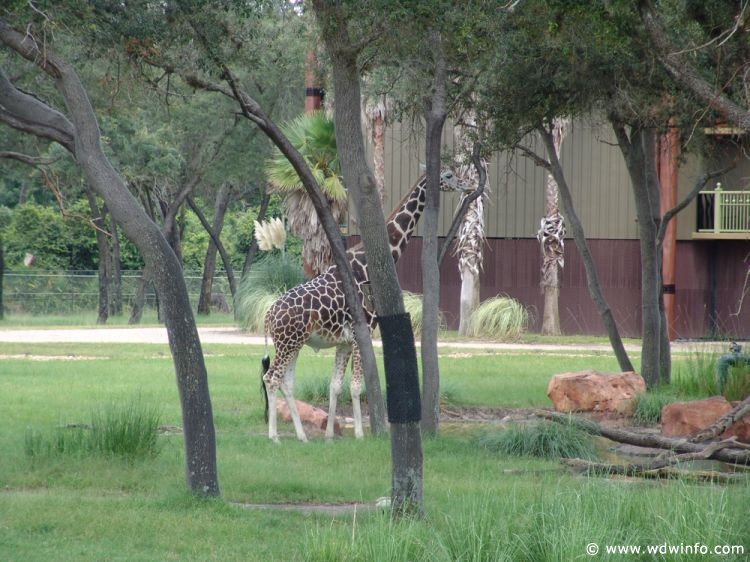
[[280, 356, 308, 442], [263, 342, 305, 443], [326, 345, 352, 440], [350, 343, 364, 439]]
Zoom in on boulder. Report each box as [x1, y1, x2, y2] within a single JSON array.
[[277, 399, 341, 435], [547, 370, 646, 415], [661, 396, 750, 443]]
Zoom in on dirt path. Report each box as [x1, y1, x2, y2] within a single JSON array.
[[0, 325, 734, 353]]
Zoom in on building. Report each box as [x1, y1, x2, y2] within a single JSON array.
[[349, 119, 750, 339]]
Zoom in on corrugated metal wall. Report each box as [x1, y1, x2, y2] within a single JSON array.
[[352, 118, 748, 241]]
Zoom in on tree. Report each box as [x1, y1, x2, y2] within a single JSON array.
[[538, 118, 569, 336], [265, 112, 348, 276], [0, 17, 219, 495], [196, 182, 234, 314], [454, 114, 488, 337], [312, 0, 423, 514]]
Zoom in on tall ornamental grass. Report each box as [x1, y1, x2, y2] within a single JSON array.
[[467, 295, 529, 340], [236, 255, 305, 333]]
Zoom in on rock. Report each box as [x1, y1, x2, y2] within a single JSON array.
[[547, 370, 646, 415], [661, 396, 750, 443], [277, 400, 341, 435]]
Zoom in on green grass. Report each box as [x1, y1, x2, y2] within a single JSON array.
[[467, 295, 530, 340], [632, 387, 680, 424], [25, 397, 161, 460], [0, 341, 746, 561]]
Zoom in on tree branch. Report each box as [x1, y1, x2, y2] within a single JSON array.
[[0, 150, 59, 166], [638, 1, 750, 129]]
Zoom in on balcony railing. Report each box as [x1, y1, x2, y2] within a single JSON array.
[[696, 185, 750, 235]]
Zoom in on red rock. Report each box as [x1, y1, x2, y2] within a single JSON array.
[[277, 399, 341, 435], [547, 370, 646, 415], [661, 396, 750, 443]]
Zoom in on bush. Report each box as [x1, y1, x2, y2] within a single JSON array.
[[235, 255, 304, 332], [25, 398, 161, 460], [467, 295, 529, 340], [476, 421, 597, 460]]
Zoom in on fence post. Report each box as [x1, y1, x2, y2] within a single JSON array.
[[713, 183, 722, 234]]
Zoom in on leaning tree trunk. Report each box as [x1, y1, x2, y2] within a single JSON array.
[[85, 189, 110, 325], [539, 118, 569, 336], [0, 24, 219, 495], [197, 183, 233, 315]]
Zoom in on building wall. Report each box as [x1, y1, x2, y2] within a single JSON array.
[[354, 118, 750, 241], [358, 236, 749, 339]]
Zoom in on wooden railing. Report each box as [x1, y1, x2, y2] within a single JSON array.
[[696, 185, 750, 233]]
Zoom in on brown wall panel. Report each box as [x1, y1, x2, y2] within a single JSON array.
[[350, 236, 749, 339]]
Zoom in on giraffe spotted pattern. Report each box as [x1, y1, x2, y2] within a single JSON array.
[[262, 169, 469, 442]]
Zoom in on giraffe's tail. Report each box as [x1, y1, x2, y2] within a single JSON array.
[[260, 354, 271, 423]]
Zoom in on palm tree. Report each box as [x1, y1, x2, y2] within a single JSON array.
[[454, 114, 488, 336], [363, 93, 390, 209], [538, 117, 570, 335], [265, 112, 347, 276]]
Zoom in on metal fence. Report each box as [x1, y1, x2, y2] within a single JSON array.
[[1, 270, 233, 315]]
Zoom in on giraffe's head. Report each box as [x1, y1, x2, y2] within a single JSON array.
[[438, 168, 471, 193]]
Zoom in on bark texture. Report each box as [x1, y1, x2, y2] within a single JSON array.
[[420, 34, 447, 436], [85, 189, 110, 325], [611, 123, 669, 387], [313, 0, 422, 515], [0, 19, 219, 496]]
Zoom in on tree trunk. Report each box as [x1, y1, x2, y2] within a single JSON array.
[[421, 34, 447, 436], [109, 217, 122, 316], [85, 189, 109, 325], [0, 26, 220, 495], [197, 183, 232, 315], [129, 269, 150, 325], [541, 286, 561, 335], [538, 126, 634, 372], [242, 189, 269, 278], [539, 119, 568, 335], [612, 123, 668, 387], [372, 112, 387, 209], [313, 0, 422, 515], [0, 235, 4, 320], [458, 268, 480, 336]]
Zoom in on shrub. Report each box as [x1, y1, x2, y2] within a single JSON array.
[[236, 255, 304, 332], [25, 398, 161, 460], [476, 421, 597, 460], [467, 295, 529, 340]]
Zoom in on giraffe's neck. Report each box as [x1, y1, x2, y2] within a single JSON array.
[[385, 174, 427, 262]]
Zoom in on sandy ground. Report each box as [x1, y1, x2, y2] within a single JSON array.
[[0, 325, 735, 353]]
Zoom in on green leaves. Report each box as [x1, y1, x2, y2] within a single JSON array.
[[265, 112, 346, 202]]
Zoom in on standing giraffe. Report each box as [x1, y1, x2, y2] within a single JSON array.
[[262, 169, 469, 442]]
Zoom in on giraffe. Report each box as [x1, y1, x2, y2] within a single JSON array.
[[261, 168, 469, 442]]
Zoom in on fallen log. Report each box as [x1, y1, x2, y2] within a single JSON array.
[[534, 410, 750, 465], [562, 458, 745, 484], [689, 396, 750, 444]]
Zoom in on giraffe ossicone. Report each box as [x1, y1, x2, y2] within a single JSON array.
[[261, 168, 470, 442]]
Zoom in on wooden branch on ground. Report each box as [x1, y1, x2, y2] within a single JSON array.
[[562, 458, 745, 484], [690, 396, 750, 443], [535, 410, 750, 465]]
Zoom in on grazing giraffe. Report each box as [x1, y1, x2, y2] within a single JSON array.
[[261, 169, 469, 442]]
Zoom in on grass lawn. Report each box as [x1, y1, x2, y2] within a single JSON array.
[[0, 342, 747, 561], [0, 311, 236, 328]]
